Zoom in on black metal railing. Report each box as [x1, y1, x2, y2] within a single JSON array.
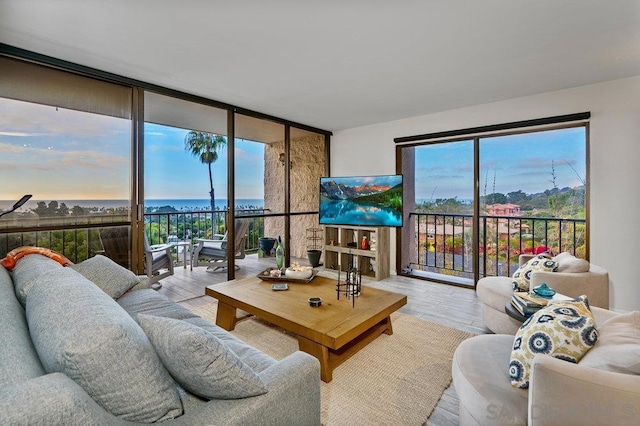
[[143, 208, 269, 253], [410, 212, 586, 282], [0, 212, 130, 262], [0, 208, 269, 263]]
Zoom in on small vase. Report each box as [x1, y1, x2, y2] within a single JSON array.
[[533, 283, 556, 298]]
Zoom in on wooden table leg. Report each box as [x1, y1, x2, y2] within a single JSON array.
[[297, 335, 332, 382], [383, 316, 393, 335], [216, 302, 238, 331]]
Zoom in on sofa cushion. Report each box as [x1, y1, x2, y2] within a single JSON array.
[[0, 266, 45, 386], [11, 254, 64, 306], [553, 251, 590, 273], [184, 317, 276, 373], [117, 288, 200, 320], [138, 314, 268, 400], [26, 267, 182, 422], [512, 253, 558, 292], [579, 311, 640, 375], [509, 295, 597, 388], [70, 255, 140, 299]]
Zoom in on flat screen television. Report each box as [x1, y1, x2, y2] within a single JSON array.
[[319, 174, 403, 227]]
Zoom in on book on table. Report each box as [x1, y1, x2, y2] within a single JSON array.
[[511, 291, 574, 316], [510, 296, 541, 316]]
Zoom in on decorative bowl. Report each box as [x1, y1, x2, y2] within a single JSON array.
[[285, 268, 313, 280], [533, 283, 556, 298]]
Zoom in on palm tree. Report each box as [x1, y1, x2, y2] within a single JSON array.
[[184, 131, 227, 231]]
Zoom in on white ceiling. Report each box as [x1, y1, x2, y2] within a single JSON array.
[[1, 1, 639, 132]]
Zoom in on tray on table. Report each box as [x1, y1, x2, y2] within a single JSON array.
[[256, 268, 319, 284]]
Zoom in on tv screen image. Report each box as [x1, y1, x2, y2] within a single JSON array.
[[319, 175, 403, 227]]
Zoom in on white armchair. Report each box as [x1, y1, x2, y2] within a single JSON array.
[[452, 307, 640, 425], [476, 253, 609, 334]]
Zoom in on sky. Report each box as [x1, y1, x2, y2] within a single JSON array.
[[1, 96, 585, 205], [144, 123, 265, 200], [0, 97, 265, 202], [414, 126, 586, 201]]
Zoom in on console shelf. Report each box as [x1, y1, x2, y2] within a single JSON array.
[[323, 225, 389, 281]]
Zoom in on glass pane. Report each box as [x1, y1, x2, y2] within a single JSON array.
[[402, 141, 475, 286], [291, 214, 322, 266], [235, 114, 285, 215], [0, 97, 132, 231], [144, 93, 228, 244], [479, 127, 587, 276]]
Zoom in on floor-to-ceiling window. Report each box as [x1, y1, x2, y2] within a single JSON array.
[[143, 91, 228, 248], [0, 49, 331, 278], [398, 116, 588, 287], [0, 57, 133, 266]]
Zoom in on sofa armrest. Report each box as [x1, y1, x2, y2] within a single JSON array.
[[528, 355, 640, 426], [529, 268, 609, 308], [172, 351, 321, 426], [0, 373, 124, 426]]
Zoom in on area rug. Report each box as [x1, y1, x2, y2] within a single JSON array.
[[189, 302, 474, 425]]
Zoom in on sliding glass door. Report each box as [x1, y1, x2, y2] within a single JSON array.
[[399, 123, 587, 287], [400, 140, 475, 286]]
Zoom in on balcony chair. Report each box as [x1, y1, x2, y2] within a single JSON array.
[[192, 218, 250, 271], [144, 233, 175, 290], [476, 252, 609, 334], [97, 227, 130, 269]]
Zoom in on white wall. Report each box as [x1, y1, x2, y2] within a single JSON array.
[[331, 75, 640, 312]]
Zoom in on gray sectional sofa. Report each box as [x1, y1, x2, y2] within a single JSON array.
[[0, 254, 321, 425]]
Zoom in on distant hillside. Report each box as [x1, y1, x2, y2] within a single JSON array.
[[320, 180, 392, 200], [355, 184, 403, 210]]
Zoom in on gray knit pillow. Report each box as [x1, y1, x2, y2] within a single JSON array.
[[26, 268, 182, 422], [138, 314, 268, 400], [71, 255, 139, 299]]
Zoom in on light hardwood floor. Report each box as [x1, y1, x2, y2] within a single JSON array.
[[162, 254, 490, 425]]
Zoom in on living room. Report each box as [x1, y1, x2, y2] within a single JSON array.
[[1, 1, 639, 425]]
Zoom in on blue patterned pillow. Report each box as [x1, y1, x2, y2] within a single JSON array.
[[509, 295, 598, 388], [512, 254, 558, 292]]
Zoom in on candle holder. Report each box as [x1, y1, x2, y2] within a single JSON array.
[[336, 251, 361, 308]]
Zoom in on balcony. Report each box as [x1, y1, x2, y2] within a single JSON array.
[[407, 212, 586, 286]]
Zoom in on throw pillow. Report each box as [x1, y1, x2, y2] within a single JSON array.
[[26, 268, 182, 422], [512, 253, 558, 292], [552, 251, 590, 273], [71, 255, 140, 299], [11, 254, 64, 306], [579, 311, 640, 374], [138, 314, 268, 400], [509, 295, 598, 389]]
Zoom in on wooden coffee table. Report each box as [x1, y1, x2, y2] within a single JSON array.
[[205, 274, 407, 382]]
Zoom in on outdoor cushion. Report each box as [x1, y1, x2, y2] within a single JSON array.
[[579, 311, 640, 375], [509, 295, 597, 388], [26, 267, 182, 422], [138, 314, 268, 400], [71, 255, 140, 299]]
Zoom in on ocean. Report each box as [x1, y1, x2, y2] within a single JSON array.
[[1, 198, 264, 212]]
